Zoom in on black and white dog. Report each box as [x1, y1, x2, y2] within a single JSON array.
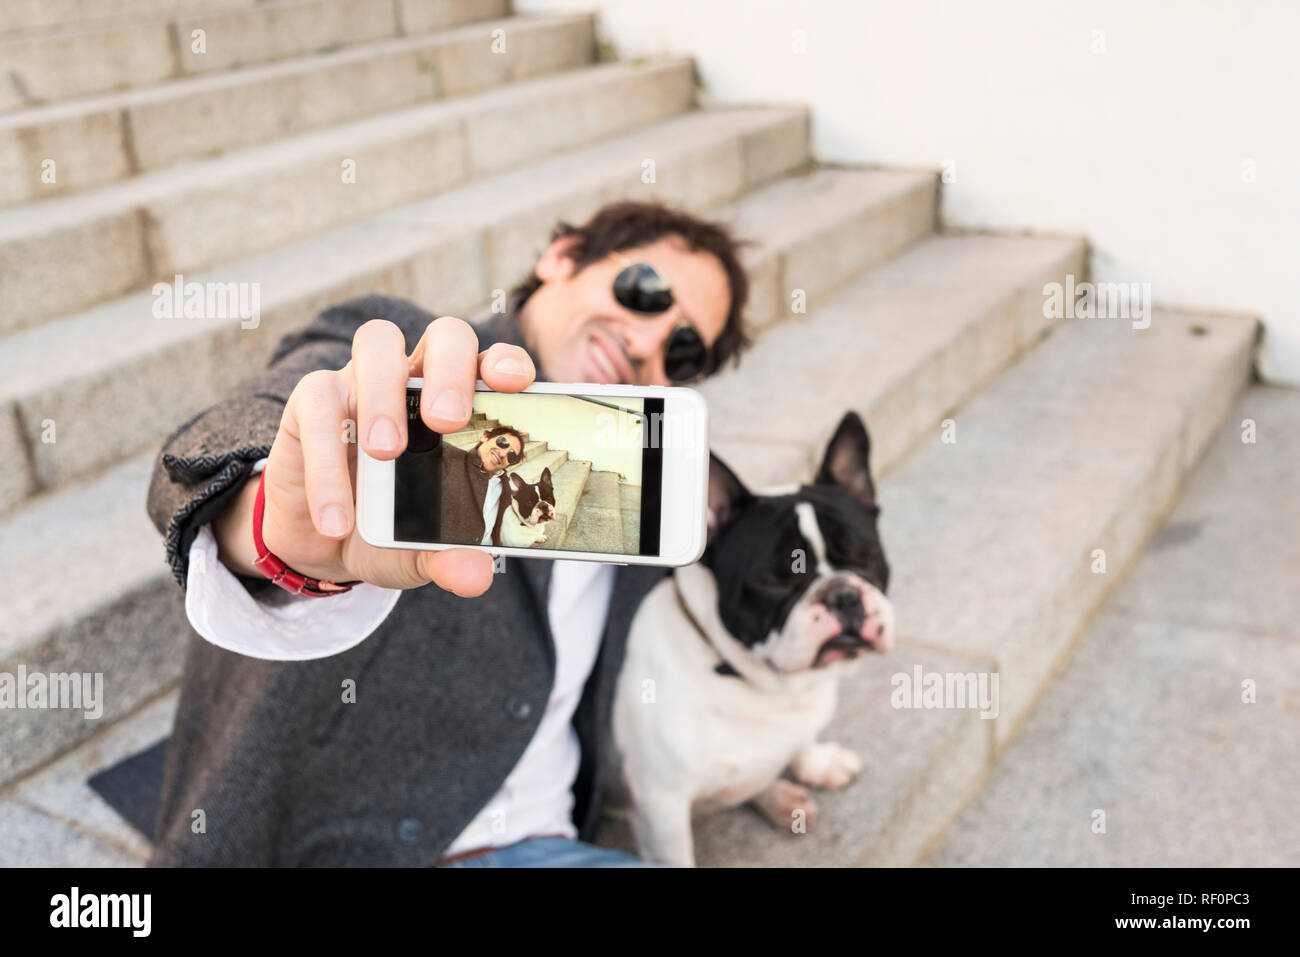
[[610, 411, 893, 866], [497, 467, 557, 547]]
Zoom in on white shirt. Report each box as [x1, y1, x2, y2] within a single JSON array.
[[183, 458, 617, 855], [480, 469, 506, 545]]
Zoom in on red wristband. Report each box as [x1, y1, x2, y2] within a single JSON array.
[[251, 468, 361, 597]]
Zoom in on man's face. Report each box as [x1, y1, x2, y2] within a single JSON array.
[[519, 235, 732, 386], [479, 432, 522, 473]]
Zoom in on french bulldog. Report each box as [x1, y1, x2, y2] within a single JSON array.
[[498, 467, 557, 547], [609, 411, 894, 867]]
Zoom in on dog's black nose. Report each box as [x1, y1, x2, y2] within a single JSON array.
[[820, 580, 866, 634], [823, 582, 861, 612]]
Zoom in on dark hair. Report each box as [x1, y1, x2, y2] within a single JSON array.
[[479, 425, 526, 463], [509, 200, 754, 376]]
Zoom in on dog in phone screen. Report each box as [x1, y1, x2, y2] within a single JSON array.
[[497, 467, 556, 547], [609, 411, 894, 867]]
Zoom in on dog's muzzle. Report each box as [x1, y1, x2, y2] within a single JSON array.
[[811, 577, 888, 664]]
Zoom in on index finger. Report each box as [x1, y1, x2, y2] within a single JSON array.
[[413, 316, 479, 433]]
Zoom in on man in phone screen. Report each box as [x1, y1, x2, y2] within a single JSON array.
[[393, 425, 525, 547]]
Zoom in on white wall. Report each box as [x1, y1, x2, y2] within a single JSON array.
[[521, 0, 1300, 385]]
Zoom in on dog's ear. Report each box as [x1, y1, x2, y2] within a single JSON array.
[[539, 467, 552, 489], [815, 411, 878, 510], [707, 452, 753, 544], [509, 472, 527, 492]]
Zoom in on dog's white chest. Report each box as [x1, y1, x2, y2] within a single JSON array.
[[613, 576, 839, 813], [499, 504, 544, 546], [689, 684, 835, 813]]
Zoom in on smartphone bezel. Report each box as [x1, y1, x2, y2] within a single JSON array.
[[356, 379, 709, 567]]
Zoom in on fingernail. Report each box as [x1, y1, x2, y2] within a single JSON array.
[[429, 388, 470, 422], [493, 356, 531, 379], [321, 505, 348, 537], [367, 416, 400, 452]]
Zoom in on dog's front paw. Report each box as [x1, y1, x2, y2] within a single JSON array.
[[789, 742, 863, 790], [752, 779, 819, 833]]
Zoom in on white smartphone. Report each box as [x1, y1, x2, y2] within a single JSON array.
[[356, 378, 710, 566]]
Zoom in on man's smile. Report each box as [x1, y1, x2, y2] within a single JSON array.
[[584, 325, 633, 384]]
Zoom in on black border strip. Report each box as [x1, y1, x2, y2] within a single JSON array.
[[638, 397, 665, 556]]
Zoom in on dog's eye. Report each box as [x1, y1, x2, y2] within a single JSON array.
[[742, 576, 805, 632], [745, 575, 790, 595]]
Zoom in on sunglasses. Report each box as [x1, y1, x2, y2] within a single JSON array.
[[608, 252, 712, 384], [492, 434, 522, 465]]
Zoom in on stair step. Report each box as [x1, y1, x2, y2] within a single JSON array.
[[556, 469, 625, 554], [882, 311, 1255, 747], [1, 3, 254, 38], [575, 468, 621, 510], [0, 797, 141, 866], [548, 459, 592, 549], [598, 309, 1256, 865], [619, 481, 641, 553], [441, 419, 491, 440], [0, 0, 507, 111], [1, 690, 180, 864], [0, 13, 597, 208], [0, 451, 189, 785], [702, 232, 1088, 485], [0, 58, 696, 331], [713, 166, 936, 332], [0, 106, 813, 509]]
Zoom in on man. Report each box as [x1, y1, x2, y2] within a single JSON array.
[[145, 200, 750, 866], [393, 424, 526, 547]]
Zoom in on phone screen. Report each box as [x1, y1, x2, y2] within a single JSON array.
[[392, 387, 666, 556]]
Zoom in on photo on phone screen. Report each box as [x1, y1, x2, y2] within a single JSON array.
[[392, 387, 665, 557]]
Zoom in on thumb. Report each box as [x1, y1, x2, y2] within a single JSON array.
[[417, 548, 496, 597]]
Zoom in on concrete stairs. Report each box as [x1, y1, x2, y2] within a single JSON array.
[[0, 56, 698, 330], [0, 13, 597, 206], [924, 385, 1300, 867], [0, 0, 512, 109], [0, 0, 1264, 867]]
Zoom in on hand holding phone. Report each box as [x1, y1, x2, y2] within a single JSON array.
[[218, 315, 537, 598], [356, 380, 709, 566]]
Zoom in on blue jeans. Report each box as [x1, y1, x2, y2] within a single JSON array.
[[435, 836, 661, 868]]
